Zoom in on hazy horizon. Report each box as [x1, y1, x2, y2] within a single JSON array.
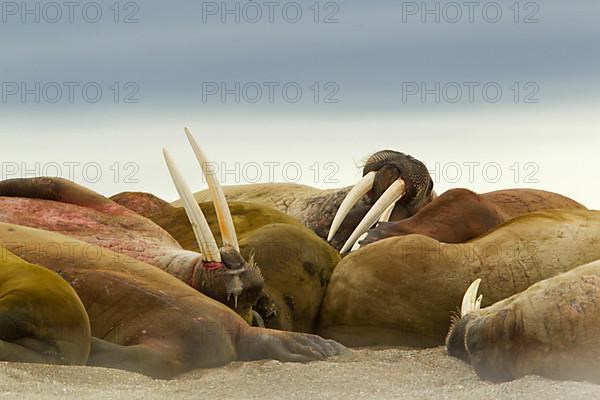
[[1, 0, 598, 207]]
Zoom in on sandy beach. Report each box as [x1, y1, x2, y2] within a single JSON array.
[[1, 347, 599, 400]]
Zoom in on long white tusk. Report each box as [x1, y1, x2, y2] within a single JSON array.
[[378, 201, 396, 223], [340, 178, 406, 253], [185, 128, 239, 251], [163, 148, 222, 262], [350, 232, 367, 252], [327, 171, 376, 242], [461, 278, 482, 317]]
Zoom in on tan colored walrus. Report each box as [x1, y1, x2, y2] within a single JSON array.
[[0, 246, 90, 365], [0, 223, 347, 379], [318, 209, 600, 347], [448, 259, 600, 383]]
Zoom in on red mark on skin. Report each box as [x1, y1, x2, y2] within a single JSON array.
[[203, 261, 224, 271], [189, 261, 225, 288], [0, 197, 184, 267]]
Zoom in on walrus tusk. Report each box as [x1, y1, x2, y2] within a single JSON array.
[[327, 171, 376, 242], [350, 203, 395, 252], [461, 278, 482, 317], [340, 178, 406, 253], [163, 149, 222, 262], [350, 232, 367, 252], [251, 310, 265, 328], [185, 128, 240, 251], [378, 201, 396, 223]]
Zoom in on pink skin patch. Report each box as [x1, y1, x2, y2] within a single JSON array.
[[203, 261, 225, 271], [0, 196, 197, 273]]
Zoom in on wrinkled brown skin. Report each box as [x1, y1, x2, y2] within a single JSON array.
[[185, 184, 374, 250], [0, 177, 263, 320], [447, 259, 600, 383], [183, 150, 435, 249], [0, 247, 91, 365], [318, 209, 600, 347], [362, 188, 586, 245], [112, 191, 341, 333], [0, 223, 348, 379]]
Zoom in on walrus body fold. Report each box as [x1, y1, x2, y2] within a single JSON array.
[[447, 259, 600, 383], [318, 209, 600, 347], [0, 222, 346, 379], [0, 246, 91, 365]]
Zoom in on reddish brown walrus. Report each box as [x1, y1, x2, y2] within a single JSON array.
[[0, 223, 348, 379], [448, 259, 600, 383], [0, 176, 263, 321], [359, 188, 586, 246]]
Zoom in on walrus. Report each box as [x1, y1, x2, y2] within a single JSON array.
[[317, 209, 600, 347], [109, 130, 342, 332], [110, 190, 340, 332], [183, 146, 435, 249], [0, 223, 348, 379], [359, 188, 586, 247], [0, 168, 264, 321], [447, 259, 600, 383], [111, 192, 340, 332], [0, 246, 90, 365]]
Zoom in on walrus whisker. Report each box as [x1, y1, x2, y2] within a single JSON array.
[[163, 148, 222, 262], [327, 171, 375, 242], [340, 178, 406, 253], [461, 278, 482, 317], [185, 128, 240, 251]]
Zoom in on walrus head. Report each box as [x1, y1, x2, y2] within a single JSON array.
[[446, 279, 483, 363], [163, 129, 264, 316], [447, 278, 518, 381], [327, 149, 434, 253]]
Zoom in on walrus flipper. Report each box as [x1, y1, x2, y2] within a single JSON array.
[[237, 328, 350, 363], [0, 337, 72, 364], [88, 338, 183, 379], [0, 177, 113, 211]]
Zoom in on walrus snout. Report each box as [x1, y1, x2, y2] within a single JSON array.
[[447, 307, 518, 382], [445, 314, 474, 363], [363, 150, 433, 216], [328, 149, 433, 253], [220, 245, 248, 272]]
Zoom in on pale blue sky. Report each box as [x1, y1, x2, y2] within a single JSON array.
[[1, 0, 598, 207]]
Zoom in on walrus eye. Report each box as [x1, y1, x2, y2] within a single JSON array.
[[461, 278, 483, 317]]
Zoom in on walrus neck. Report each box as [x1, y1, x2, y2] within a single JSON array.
[[162, 250, 203, 284], [302, 187, 357, 239]]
